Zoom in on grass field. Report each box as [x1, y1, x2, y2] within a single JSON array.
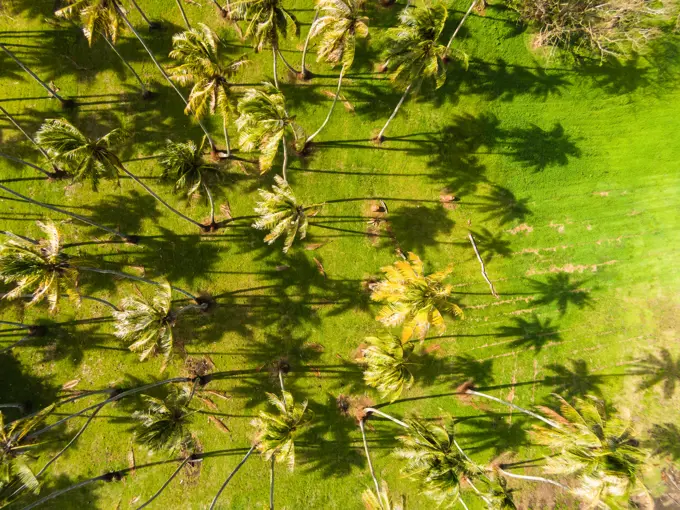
[[1, 0, 679, 508]]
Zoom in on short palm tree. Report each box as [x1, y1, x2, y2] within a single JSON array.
[[303, 0, 368, 148], [252, 175, 323, 253], [0, 222, 78, 313], [158, 139, 222, 229], [55, 0, 149, 96], [377, 3, 450, 142], [371, 252, 462, 342], [532, 395, 648, 507], [169, 24, 249, 156], [362, 333, 414, 401], [36, 118, 210, 231], [239, 0, 299, 85], [236, 83, 304, 178]]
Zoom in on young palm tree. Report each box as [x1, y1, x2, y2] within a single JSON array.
[[370, 252, 462, 342], [239, 0, 299, 84], [158, 138, 222, 230], [169, 24, 249, 156], [362, 333, 414, 401], [236, 84, 304, 178], [303, 0, 368, 148], [252, 175, 323, 253], [35, 118, 210, 232], [376, 3, 449, 142], [0, 222, 79, 313], [55, 0, 149, 97]]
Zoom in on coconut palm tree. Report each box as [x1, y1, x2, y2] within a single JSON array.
[[302, 0, 368, 148], [0, 222, 79, 313], [376, 3, 449, 142], [35, 118, 210, 232], [252, 175, 323, 253], [370, 252, 462, 342], [236, 84, 304, 178], [55, 0, 150, 97], [362, 333, 414, 401], [239, 0, 299, 84], [158, 138, 222, 230], [169, 24, 249, 156], [361, 480, 403, 510]]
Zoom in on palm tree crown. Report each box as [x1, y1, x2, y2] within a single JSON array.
[[384, 3, 449, 90], [239, 0, 299, 52], [361, 480, 403, 510], [252, 175, 322, 253], [310, 0, 368, 68], [371, 252, 462, 341], [133, 386, 195, 454], [55, 0, 122, 46], [0, 222, 78, 312], [362, 333, 414, 401], [159, 138, 220, 196]]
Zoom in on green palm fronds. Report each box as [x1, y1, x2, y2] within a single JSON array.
[[169, 24, 248, 120], [252, 175, 322, 252], [383, 3, 450, 90], [532, 395, 647, 506], [0, 221, 78, 312], [310, 0, 368, 67], [486, 478, 517, 510], [361, 480, 403, 510], [159, 138, 220, 196], [238, 0, 299, 51], [133, 386, 195, 454], [394, 418, 479, 507], [36, 118, 125, 190], [55, 0, 121, 45], [236, 83, 304, 172], [252, 390, 313, 470], [362, 333, 414, 401], [113, 282, 176, 363], [371, 252, 462, 342]]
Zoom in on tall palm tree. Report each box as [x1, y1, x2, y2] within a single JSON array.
[[376, 3, 449, 142], [370, 252, 462, 342], [303, 0, 368, 148], [55, 0, 150, 97], [239, 0, 299, 84], [362, 333, 414, 401], [158, 138, 222, 230], [236, 84, 304, 178], [252, 175, 323, 253], [35, 118, 210, 232], [169, 24, 249, 157]]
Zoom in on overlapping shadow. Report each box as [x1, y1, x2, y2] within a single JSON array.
[[0, 350, 58, 414], [646, 423, 680, 461], [494, 315, 562, 353], [385, 204, 455, 253], [456, 227, 512, 262]]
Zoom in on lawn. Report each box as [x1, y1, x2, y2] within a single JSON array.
[[1, 0, 679, 508]]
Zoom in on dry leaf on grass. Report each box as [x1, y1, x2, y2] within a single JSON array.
[[61, 379, 80, 390], [208, 415, 231, 433]]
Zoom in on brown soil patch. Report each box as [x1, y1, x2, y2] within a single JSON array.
[[526, 260, 617, 276], [593, 191, 609, 196], [506, 223, 533, 235], [549, 221, 565, 233]]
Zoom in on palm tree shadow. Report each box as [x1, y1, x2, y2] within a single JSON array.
[[457, 228, 512, 262], [84, 190, 162, 235], [0, 351, 58, 416], [544, 359, 606, 400], [455, 412, 530, 455], [495, 315, 562, 353], [385, 204, 455, 253], [527, 274, 593, 316], [450, 354, 495, 387], [646, 423, 680, 461], [468, 185, 531, 226], [628, 348, 680, 398], [507, 123, 581, 172]]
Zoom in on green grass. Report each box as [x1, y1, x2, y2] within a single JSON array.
[[1, 0, 679, 508]]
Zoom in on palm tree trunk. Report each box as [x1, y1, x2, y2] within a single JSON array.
[[458, 497, 470, 510], [20, 471, 125, 510], [269, 456, 275, 510], [0, 44, 69, 106], [0, 150, 53, 177], [101, 35, 149, 96], [0, 183, 133, 242], [128, 0, 158, 29], [81, 295, 119, 310], [137, 457, 193, 509], [209, 0, 227, 17], [272, 46, 279, 88], [445, 0, 478, 53], [209, 444, 257, 509], [359, 419, 382, 498], [377, 83, 412, 142], [281, 133, 288, 182], [113, 160, 208, 231], [0, 320, 31, 329], [364, 407, 409, 428], [0, 335, 35, 354], [300, 11, 319, 79], [278, 370, 285, 394], [496, 467, 568, 489], [465, 390, 561, 429], [202, 182, 217, 228], [305, 65, 345, 146], [0, 230, 38, 244], [222, 115, 231, 157], [174, 0, 191, 29], [113, 1, 216, 150], [276, 48, 299, 75]]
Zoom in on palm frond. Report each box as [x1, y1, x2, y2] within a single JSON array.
[[133, 386, 195, 454], [311, 0, 368, 68], [362, 333, 414, 401], [158, 139, 220, 196]]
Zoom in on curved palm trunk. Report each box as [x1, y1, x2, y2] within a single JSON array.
[[174, 0, 191, 29], [458, 497, 470, 510], [222, 115, 231, 157], [465, 390, 561, 429], [81, 295, 119, 310], [359, 419, 382, 498], [101, 35, 149, 97], [496, 467, 568, 489], [445, 0, 478, 53], [364, 407, 409, 428], [276, 48, 299, 75], [305, 65, 345, 146], [0, 183, 133, 242], [20, 472, 125, 510], [278, 370, 285, 394], [209, 0, 227, 17], [137, 457, 193, 509], [0, 150, 53, 178], [269, 456, 275, 510], [0, 44, 70, 106], [202, 182, 217, 229], [272, 46, 279, 88], [299, 11, 319, 79], [113, 1, 216, 150], [113, 160, 207, 231], [281, 133, 288, 182], [209, 445, 257, 509], [377, 83, 412, 142], [128, 0, 159, 29]]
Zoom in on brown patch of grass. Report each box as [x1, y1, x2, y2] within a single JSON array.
[[506, 223, 533, 235]]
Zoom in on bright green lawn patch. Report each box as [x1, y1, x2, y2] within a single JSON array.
[[1, 0, 679, 508]]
